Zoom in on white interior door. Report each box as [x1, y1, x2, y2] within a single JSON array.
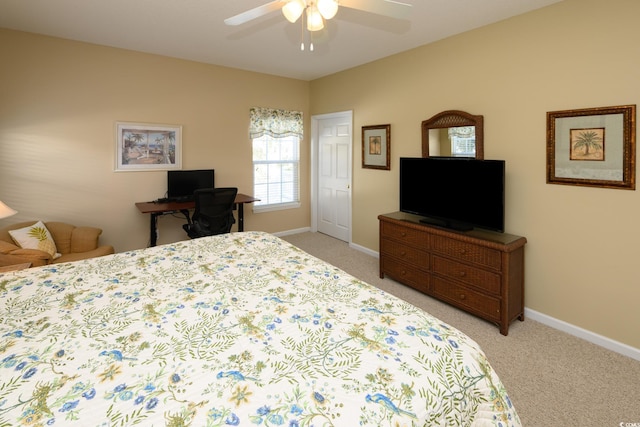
[[314, 112, 352, 242]]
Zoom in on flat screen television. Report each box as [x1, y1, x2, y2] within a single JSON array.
[[399, 157, 505, 232], [166, 169, 215, 201]]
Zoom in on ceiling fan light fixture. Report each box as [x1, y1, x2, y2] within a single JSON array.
[[306, 5, 324, 31], [282, 0, 305, 23], [316, 0, 338, 20]]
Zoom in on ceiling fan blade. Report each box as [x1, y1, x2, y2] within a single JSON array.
[[224, 0, 284, 26], [339, 0, 412, 20]]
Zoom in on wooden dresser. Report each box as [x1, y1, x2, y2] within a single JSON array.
[[378, 211, 526, 335]]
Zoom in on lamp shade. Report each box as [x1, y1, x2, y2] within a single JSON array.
[[0, 200, 17, 219], [317, 0, 338, 19], [282, 0, 305, 23], [306, 5, 324, 31]]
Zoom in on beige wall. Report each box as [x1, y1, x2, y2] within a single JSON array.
[[311, 0, 640, 349], [0, 29, 310, 250], [1, 0, 639, 350]]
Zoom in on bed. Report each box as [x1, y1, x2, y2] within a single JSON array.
[[0, 231, 521, 426]]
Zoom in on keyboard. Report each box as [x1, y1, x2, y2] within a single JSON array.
[[154, 197, 193, 203]]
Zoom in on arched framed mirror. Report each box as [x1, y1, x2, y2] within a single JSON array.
[[421, 110, 484, 159]]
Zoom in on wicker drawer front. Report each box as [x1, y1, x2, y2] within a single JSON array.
[[432, 256, 501, 295], [381, 257, 429, 293], [431, 236, 501, 270], [379, 213, 526, 335], [381, 239, 429, 268], [381, 222, 429, 251], [432, 277, 500, 321]]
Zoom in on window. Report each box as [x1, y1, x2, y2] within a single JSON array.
[[252, 134, 299, 210], [448, 126, 476, 157], [249, 107, 303, 212]]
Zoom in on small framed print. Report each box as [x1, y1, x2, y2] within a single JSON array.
[[362, 124, 390, 170], [546, 105, 635, 189], [569, 128, 605, 160], [115, 122, 182, 171]]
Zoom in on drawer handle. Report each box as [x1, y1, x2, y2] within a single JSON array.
[[459, 249, 467, 255], [459, 293, 466, 300], [400, 251, 406, 256], [458, 271, 466, 277], [401, 232, 407, 237], [401, 270, 407, 276]]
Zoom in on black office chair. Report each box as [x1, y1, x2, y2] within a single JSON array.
[[182, 187, 238, 239]]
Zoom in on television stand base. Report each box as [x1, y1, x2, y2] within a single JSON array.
[[379, 211, 527, 336], [418, 217, 473, 232]]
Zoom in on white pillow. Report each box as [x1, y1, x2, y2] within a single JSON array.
[[9, 221, 61, 259]]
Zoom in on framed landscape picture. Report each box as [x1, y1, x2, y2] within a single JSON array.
[[115, 122, 182, 171]]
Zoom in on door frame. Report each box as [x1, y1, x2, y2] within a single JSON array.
[[310, 110, 353, 243]]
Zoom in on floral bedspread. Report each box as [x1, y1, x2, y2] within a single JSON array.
[[0, 231, 521, 426]]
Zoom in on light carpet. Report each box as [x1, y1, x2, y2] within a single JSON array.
[[281, 231, 640, 427]]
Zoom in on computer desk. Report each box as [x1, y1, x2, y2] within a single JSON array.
[[135, 193, 259, 247]]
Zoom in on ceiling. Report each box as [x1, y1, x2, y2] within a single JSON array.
[[0, 0, 562, 81]]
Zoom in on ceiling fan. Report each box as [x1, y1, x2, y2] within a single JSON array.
[[224, 0, 413, 30]]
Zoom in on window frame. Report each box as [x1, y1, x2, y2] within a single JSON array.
[[251, 133, 301, 213]]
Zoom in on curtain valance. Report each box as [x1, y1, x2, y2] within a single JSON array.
[[448, 126, 475, 138], [249, 107, 303, 139]]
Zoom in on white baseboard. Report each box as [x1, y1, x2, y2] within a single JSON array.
[[525, 308, 640, 362], [350, 241, 379, 258], [356, 239, 640, 361], [277, 229, 640, 362], [273, 227, 311, 237]]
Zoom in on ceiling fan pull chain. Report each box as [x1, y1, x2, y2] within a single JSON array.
[[300, 11, 305, 50]]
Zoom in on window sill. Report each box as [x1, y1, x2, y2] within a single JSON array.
[[253, 202, 300, 213]]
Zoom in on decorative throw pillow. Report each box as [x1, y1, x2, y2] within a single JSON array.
[[8, 221, 61, 259]]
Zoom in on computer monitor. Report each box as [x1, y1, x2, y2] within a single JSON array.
[[166, 169, 214, 201]]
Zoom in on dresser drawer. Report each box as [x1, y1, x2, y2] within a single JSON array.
[[432, 277, 500, 321], [431, 236, 501, 270], [432, 256, 501, 295], [379, 212, 526, 335], [381, 239, 429, 268], [381, 257, 429, 293], [381, 221, 430, 251]]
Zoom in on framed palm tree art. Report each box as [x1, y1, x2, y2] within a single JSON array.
[[362, 124, 390, 170], [115, 121, 182, 171], [546, 105, 636, 189]]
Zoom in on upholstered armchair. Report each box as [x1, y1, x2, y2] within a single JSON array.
[[0, 221, 114, 268]]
